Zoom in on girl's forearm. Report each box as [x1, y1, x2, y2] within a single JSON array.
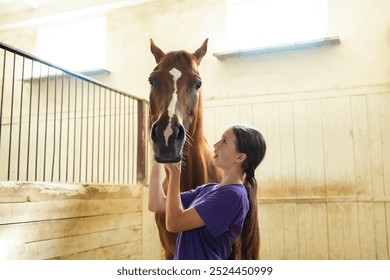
[[165, 164, 184, 232], [148, 161, 166, 213]]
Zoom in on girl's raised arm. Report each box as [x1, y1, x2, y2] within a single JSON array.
[[148, 160, 167, 213]]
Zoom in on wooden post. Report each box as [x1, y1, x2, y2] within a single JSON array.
[[137, 99, 148, 184]]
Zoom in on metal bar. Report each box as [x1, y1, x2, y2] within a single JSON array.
[[34, 63, 42, 181], [122, 97, 126, 183], [91, 84, 96, 182], [17, 57, 26, 181], [103, 88, 107, 183], [137, 99, 147, 184], [108, 89, 112, 183], [118, 92, 121, 183], [72, 78, 78, 183], [43, 65, 49, 181], [126, 98, 132, 184], [7, 53, 16, 180], [132, 98, 136, 184], [58, 73, 65, 182], [66, 75, 71, 182], [79, 80, 84, 183], [51, 73, 57, 182], [113, 91, 117, 183], [0, 42, 142, 101], [97, 86, 101, 182], [85, 82, 90, 182], [26, 60, 34, 180], [0, 50, 7, 168]]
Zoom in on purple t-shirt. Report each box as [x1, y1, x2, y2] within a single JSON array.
[[173, 183, 249, 260]]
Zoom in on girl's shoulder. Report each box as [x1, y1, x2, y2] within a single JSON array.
[[195, 183, 219, 192]]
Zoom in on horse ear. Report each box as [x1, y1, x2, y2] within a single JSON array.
[[150, 38, 166, 63], [193, 38, 208, 65]]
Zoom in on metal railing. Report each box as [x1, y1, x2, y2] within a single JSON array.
[[0, 42, 148, 185]]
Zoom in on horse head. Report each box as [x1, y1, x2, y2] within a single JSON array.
[[148, 39, 208, 163]]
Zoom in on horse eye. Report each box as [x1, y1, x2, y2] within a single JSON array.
[[194, 80, 202, 90], [148, 77, 156, 87]]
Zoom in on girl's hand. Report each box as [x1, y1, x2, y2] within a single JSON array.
[[164, 162, 181, 176]]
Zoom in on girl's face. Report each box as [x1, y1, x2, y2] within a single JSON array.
[[213, 128, 242, 170]]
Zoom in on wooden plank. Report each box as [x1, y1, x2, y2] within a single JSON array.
[[252, 102, 267, 133], [279, 102, 296, 198], [258, 202, 270, 259], [387, 203, 390, 259], [214, 105, 240, 132], [322, 97, 356, 198], [0, 198, 141, 224], [203, 85, 390, 108], [268, 203, 285, 259], [283, 203, 298, 259], [351, 95, 371, 198], [366, 94, 385, 199], [203, 107, 216, 144], [373, 203, 389, 259], [342, 202, 360, 259], [297, 203, 314, 259], [53, 240, 142, 260], [321, 98, 339, 198], [358, 202, 376, 259], [239, 103, 253, 124], [5, 226, 141, 260], [252, 103, 270, 198], [0, 183, 143, 203], [265, 103, 282, 198], [0, 212, 141, 247], [307, 99, 326, 197], [380, 94, 390, 198], [142, 187, 163, 260], [311, 203, 328, 259], [293, 100, 311, 198], [327, 202, 344, 259], [335, 96, 356, 197]]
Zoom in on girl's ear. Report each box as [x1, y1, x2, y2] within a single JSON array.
[[236, 153, 247, 164]]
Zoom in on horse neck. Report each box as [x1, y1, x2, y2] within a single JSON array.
[[180, 91, 222, 190]]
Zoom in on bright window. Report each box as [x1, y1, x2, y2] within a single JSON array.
[[226, 0, 329, 50], [37, 18, 106, 72]]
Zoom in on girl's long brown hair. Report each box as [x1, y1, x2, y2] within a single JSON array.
[[229, 124, 266, 260]]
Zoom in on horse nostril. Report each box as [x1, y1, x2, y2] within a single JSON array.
[[177, 124, 186, 141], [151, 122, 159, 143]]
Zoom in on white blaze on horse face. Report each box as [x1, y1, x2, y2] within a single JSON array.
[[164, 67, 182, 146]]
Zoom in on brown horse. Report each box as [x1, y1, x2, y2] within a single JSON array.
[[148, 39, 222, 259]]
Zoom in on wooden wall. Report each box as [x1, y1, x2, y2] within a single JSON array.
[[204, 84, 390, 260], [0, 182, 146, 260], [2, 84, 389, 260]]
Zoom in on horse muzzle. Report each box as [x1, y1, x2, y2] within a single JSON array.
[[151, 121, 186, 163]]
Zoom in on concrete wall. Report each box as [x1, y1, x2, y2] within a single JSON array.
[[1, 0, 387, 102]]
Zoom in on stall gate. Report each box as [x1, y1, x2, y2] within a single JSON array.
[[0, 42, 161, 260]]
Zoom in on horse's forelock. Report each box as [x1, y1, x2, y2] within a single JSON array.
[[162, 50, 198, 72]]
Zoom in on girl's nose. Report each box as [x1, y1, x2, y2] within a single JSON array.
[[213, 140, 220, 149]]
